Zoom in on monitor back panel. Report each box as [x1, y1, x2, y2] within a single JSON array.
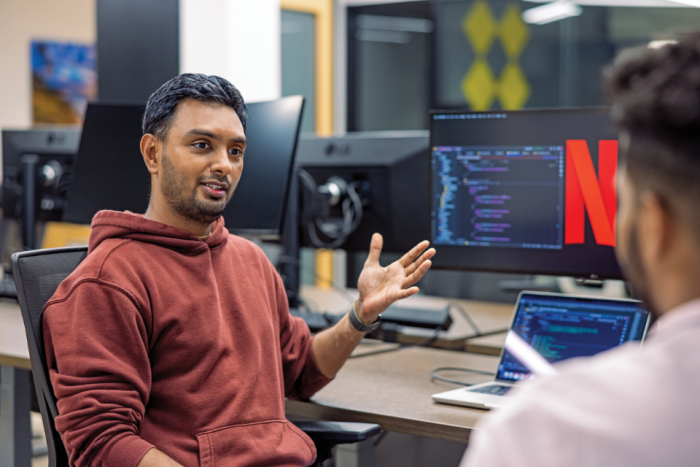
[[63, 103, 148, 224], [2, 129, 81, 221], [296, 132, 430, 252]]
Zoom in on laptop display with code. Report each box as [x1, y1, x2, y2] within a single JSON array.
[[497, 293, 649, 382]]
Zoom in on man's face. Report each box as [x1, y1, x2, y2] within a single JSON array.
[[158, 99, 246, 224], [616, 167, 656, 316]]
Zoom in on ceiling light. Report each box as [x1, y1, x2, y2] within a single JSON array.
[[648, 39, 678, 48], [356, 15, 434, 34], [524, 0, 700, 6], [669, 0, 700, 6], [522, 1, 583, 24]]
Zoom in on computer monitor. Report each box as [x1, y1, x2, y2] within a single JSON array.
[[295, 131, 431, 253], [430, 108, 622, 279], [63, 96, 304, 236], [2, 128, 80, 221], [2, 128, 81, 249]]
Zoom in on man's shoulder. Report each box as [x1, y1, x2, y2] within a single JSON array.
[[513, 343, 656, 405], [224, 234, 276, 267], [225, 233, 264, 254], [65, 238, 136, 280], [488, 337, 693, 429], [467, 332, 700, 467], [548, 330, 700, 395], [46, 238, 139, 308]]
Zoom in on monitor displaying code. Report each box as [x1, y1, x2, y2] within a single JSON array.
[[433, 145, 564, 249], [497, 294, 648, 382], [429, 108, 623, 278]]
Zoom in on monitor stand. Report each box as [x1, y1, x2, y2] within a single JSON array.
[[20, 154, 39, 250]]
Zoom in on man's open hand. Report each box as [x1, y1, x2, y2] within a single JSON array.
[[355, 233, 435, 324]]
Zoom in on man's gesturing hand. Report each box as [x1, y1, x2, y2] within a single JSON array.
[[355, 233, 435, 325]]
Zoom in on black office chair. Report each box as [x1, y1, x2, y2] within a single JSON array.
[[12, 246, 379, 467]]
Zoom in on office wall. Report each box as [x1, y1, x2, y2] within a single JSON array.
[[180, 0, 281, 103], [0, 0, 95, 170]]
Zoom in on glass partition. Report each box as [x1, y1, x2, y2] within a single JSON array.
[[347, 0, 700, 131]]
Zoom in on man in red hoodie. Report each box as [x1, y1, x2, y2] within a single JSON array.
[[43, 74, 435, 467]]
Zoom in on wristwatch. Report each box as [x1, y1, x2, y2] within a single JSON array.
[[348, 301, 382, 333]]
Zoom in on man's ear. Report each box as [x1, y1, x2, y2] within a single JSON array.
[[140, 134, 159, 175], [638, 191, 674, 268]]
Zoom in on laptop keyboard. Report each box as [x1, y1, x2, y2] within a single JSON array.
[[469, 384, 511, 396]]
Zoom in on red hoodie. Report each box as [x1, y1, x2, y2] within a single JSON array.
[[43, 211, 331, 467]]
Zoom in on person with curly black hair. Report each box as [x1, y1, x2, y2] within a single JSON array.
[[460, 32, 700, 467]]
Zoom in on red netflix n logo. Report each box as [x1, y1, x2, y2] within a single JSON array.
[[565, 140, 618, 247]]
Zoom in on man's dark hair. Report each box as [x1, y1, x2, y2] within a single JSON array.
[[605, 32, 700, 235], [142, 73, 248, 140]]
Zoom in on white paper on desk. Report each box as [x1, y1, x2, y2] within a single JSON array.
[[504, 331, 558, 376]]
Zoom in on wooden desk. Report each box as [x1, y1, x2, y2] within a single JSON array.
[[286, 346, 498, 444], [465, 332, 507, 357], [0, 301, 33, 467], [0, 301, 31, 369], [301, 286, 514, 351]]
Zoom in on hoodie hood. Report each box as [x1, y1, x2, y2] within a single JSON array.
[[88, 210, 230, 254]]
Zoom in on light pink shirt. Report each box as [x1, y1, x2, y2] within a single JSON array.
[[460, 299, 700, 467]]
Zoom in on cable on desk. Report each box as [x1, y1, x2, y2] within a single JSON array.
[[414, 315, 453, 347], [430, 366, 495, 387], [446, 301, 483, 336]]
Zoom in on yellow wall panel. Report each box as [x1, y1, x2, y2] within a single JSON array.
[[280, 0, 333, 135]]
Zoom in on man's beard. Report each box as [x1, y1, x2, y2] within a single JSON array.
[[618, 222, 659, 320], [160, 151, 233, 224]]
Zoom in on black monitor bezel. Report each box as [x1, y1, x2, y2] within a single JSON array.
[[62, 97, 304, 237], [228, 96, 305, 237], [428, 107, 623, 280]]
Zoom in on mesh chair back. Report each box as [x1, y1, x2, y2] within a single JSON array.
[[12, 246, 88, 467]]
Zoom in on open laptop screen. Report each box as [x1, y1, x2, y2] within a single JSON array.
[[497, 293, 650, 382]]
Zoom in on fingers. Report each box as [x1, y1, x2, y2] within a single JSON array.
[[394, 286, 419, 301], [403, 259, 432, 288], [364, 233, 383, 266], [404, 248, 436, 276], [398, 240, 431, 268]]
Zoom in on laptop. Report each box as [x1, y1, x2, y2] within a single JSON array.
[[432, 291, 651, 410]]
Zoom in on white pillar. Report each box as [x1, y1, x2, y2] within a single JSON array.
[[179, 0, 281, 102]]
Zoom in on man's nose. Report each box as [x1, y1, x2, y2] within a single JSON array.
[[210, 148, 233, 176]]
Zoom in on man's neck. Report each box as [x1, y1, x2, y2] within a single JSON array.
[[649, 257, 700, 319], [144, 203, 212, 237], [656, 287, 700, 319]]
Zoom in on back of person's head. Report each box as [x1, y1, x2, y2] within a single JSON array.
[[142, 73, 247, 141], [606, 32, 700, 243]]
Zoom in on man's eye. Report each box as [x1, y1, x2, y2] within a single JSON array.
[[194, 142, 209, 149], [230, 148, 242, 156]]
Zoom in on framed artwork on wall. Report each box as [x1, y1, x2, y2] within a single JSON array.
[[31, 40, 96, 124]]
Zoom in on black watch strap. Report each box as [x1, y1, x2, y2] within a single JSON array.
[[348, 302, 381, 333]]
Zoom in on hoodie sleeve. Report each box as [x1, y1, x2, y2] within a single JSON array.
[[273, 271, 333, 400], [43, 280, 155, 467]]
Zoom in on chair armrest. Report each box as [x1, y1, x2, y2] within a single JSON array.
[[292, 421, 381, 445]]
